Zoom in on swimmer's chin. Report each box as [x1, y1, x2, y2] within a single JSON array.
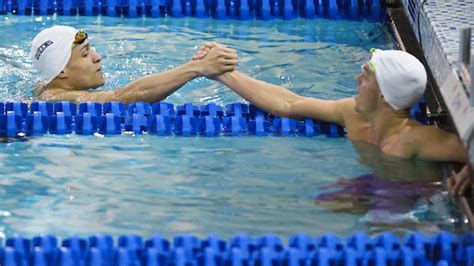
[[96, 77, 106, 88], [88, 81, 106, 90]]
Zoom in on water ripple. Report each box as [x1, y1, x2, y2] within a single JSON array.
[[0, 16, 460, 239]]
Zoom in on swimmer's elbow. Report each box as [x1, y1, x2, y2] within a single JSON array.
[[272, 101, 294, 118], [114, 88, 139, 104], [279, 96, 313, 120]]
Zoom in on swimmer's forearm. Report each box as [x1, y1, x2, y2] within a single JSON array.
[[114, 61, 200, 103], [217, 71, 346, 124], [216, 70, 300, 117]]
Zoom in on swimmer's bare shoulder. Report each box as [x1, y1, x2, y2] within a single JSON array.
[[400, 122, 467, 163], [37, 88, 120, 103], [337, 97, 369, 130]]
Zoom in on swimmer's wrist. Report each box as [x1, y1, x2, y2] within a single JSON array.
[[215, 70, 236, 82], [186, 60, 203, 78]]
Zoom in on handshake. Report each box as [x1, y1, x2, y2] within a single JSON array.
[[189, 42, 238, 79]]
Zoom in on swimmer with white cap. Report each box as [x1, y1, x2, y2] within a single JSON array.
[[30, 26, 237, 103], [196, 43, 467, 163]]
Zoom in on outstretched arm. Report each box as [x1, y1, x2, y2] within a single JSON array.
[[215, 70, 348, 125], [113, 45, 237, 103], [195, 42, 350, 125], [39, 45, 238, 103]]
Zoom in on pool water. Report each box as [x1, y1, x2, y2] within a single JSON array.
[[0, 15, 467, 239]]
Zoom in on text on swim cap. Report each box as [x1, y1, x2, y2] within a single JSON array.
[[35, 40, 54, 60]]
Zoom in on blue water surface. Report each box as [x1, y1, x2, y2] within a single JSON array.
[[0, 15, 467, 240]]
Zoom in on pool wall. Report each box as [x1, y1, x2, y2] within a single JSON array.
[[392, 0, 474, 229]]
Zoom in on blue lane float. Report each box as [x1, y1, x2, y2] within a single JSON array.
[[0, 231, 473, 266], [0, 100, 429, 138], [0, 101, 351, 138], [0, 0, 385, 20]]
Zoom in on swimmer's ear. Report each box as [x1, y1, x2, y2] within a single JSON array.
[[57, 70, 67, 79]]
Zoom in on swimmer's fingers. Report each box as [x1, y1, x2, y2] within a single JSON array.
[[219, 64, 236, 72], [448, 172, 465, 197], [214, 47, 238, 61], [216, 56, 237, 68], [215, 45, 236, 55], [213, 62, 235, 72], [451, 178, 463, 196], [197, 43, 217, 57], [192, 44, 215, 60], [448, 166, 472, 197], [460, 164, 470, 176], [456, 165, 472, 196], [458, 177, 471, 196], [203, 42, 221, 49], [199, 45, 211, 53], [195, 43, 237, 61], [192, 51, 207, 60], [221, 59, 238, 69], [447, 177, 455, 193], [204, 59, 237, 78], [223, 49, 238, 60], [192, 47, 211, 60]]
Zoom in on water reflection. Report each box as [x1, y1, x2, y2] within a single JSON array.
[[0, 15, 462, 238], [314, 141, 465, 235], [352, 141, 444, 181]]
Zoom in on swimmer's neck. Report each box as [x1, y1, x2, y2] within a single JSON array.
[[364, 104, 412, 144], [34, 79, 90, 97]]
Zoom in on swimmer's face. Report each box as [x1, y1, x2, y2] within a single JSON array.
[[63, 41, 105, 90], [354, 64, 381, 114]]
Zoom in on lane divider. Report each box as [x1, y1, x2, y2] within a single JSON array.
[[0, 101, 348, 138], [0, 0, 383, 20], [0, 231, 473, 266]]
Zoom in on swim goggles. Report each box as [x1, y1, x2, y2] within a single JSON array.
[[72, 30, 88, 48], [364, 48, 377, 73]]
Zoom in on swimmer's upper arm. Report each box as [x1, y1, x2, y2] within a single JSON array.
[[413, 126, 468, 163], [288, 97, 354, 126]]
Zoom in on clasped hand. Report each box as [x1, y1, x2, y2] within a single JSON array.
[[192, 42, 237, 78]]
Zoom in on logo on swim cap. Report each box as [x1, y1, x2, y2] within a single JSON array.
[[34, 40, 54, 60]]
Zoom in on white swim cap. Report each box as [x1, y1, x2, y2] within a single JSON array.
[[30, 26, 78, 84], [370, 49, 427, 111]]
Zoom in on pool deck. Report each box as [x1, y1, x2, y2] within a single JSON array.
[[397, 0, 474, 229], [403, 0, 473, 139], [401, 0, 473, 80]]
